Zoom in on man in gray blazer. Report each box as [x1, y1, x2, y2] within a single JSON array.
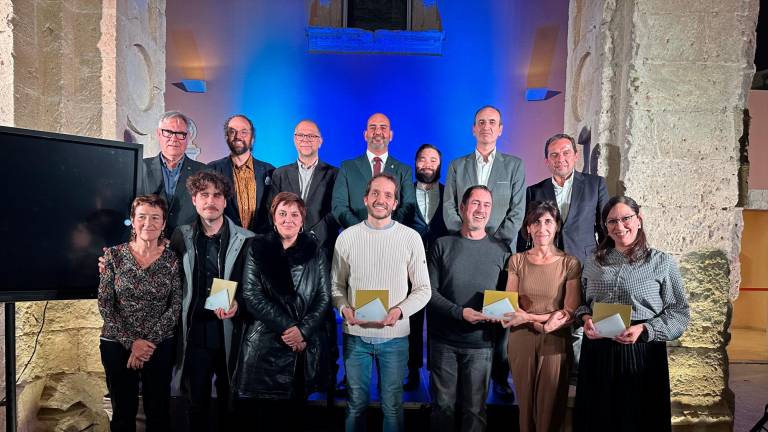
[[443, 105, 525, 398], [443, 106, 525, 251], [332, 113, 417, 229], [139, 110, 208, 236]]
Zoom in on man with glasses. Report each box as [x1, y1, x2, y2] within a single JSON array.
[[516, 132, 608, 371], [208, 114, 275, 233], [140, 110, 208, 235]]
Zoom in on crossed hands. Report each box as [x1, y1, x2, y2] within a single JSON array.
[[128, 339, 155, 369], [282, 326, 306, 352], [341, 307, 402, 328]]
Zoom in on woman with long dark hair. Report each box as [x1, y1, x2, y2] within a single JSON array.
[[573, 195, 689, 431], [233, 192, 331, 430]]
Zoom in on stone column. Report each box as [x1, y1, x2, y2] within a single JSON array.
[[0, 0, 165, 427], [564, 0, 757, 429]]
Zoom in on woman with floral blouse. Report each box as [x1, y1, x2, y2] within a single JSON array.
[[98, 194, 181, 432]]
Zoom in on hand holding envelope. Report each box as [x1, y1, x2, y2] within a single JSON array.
[[481, 291, 519, 322], [350, 290, 390, 327], [590, 303, 632, 339], [204, 278, 238, 319]]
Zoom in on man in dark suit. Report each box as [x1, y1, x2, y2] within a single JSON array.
[[208, 114, 275, 233], [269, 119, 341, 399], [405, 144, 448, 390], [269, 119, 339, 254], [517, 133, 609, 263], [518, 133, 609, 370], [139, 110, 208, 236], [332, 112, 417, 228]]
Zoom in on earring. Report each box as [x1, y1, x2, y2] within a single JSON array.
[[299, 225, 304, 233], [158, 230, 166, 245], [526, 237, 532, 249], [130, 229, 137, 242]]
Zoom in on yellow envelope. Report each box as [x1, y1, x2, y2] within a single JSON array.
[[483, 290, 519, 309], [355, 289, 389, 310], [211, 278, 238, 305], [593, 302, 632, 328]]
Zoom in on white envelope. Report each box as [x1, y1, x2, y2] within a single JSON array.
[[204, 289, 230, 311], [355, 298, 388, 322], [482, 297, 515, 319], [594, 313, 627, 338]]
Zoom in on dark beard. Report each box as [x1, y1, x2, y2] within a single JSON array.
[[416, 165, 440, 184], [227, 139, 251, 156]]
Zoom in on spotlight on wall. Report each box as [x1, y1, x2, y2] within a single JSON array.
[[525, 87, 560, 101], [172, 79, 207, 93]]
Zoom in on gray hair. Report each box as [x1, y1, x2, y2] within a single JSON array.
[[158, 110, 197, 141]]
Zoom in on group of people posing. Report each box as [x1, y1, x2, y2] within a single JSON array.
[[97, 106, 690, 432]]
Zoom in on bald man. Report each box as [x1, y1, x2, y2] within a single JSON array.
[[332, 113, 417, 229]]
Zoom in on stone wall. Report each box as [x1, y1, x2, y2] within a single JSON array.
[[0, 0, 165, 427], [564, 0, 758, 429]]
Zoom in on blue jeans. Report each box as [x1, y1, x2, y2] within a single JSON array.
[[343, 334, 409, 432]]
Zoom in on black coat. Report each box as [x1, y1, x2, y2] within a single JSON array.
[[234, 232, 331, 399]]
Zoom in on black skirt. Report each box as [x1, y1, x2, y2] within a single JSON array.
[[573, 335, 672, 432]]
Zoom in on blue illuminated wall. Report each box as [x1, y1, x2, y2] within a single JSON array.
[[165, 0, 569, 184]]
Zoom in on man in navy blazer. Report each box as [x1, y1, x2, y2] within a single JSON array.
[[139, 111, 208, 236], [518, 133, 609, 370], [332, 113, 417, 229], [517, 133, 609, 263], [443, 106, 525, 251], [208, 114, 275, 233]]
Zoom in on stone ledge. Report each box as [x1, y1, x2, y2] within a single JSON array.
[[746, 189, 768, 209], [306, 26, 444, 55]]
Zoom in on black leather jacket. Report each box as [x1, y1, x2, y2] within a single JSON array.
[[233, 232, 331, 399]]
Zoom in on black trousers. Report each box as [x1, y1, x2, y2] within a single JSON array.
[[100, 337, 175, 432], [183, 344, 232, 432], [408, 308, 426, 371]]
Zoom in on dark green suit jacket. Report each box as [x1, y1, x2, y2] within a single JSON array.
[[331, 154, 417, 229]]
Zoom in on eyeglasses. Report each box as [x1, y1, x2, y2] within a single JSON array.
[[160, 129, 188, 140], [227, 128, 251, 137], [294, 133, 320, 141], [606, 214, 637, 227]]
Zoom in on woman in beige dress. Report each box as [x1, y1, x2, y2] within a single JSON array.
[[501, 200, 582, 432]]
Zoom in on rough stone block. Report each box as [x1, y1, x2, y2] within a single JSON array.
[[70, 11, 101, 53], [677, 250, 731, 349], [41, 300, 102, 332], [16, 330, 79, 382], [635, 0, 741, 14], [627, 109, 739, 162], [77, 329, 105, 374], [623, 160, 739, 209], [629, 63, 749, 112], [639, 207, 740, 256], [746, 189, 768, 209], [668, 347, 728, 406], [634, 12, 704, 63], [61, 101, 102, 137], [703, 12, 757, 65]]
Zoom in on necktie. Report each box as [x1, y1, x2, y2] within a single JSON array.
[[373, 157, 382, 176]]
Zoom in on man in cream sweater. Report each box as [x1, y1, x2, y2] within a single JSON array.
[[331, 172, 431, 432]]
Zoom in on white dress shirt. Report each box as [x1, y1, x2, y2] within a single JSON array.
[[475, 148, 496, 186], [366, 150, 388, 175], [552, 172, 574, 222], [297, 158, 318, 200], [415, 183, 440, 224]]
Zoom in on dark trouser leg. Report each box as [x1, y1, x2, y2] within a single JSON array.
[[407, 308, 425, 371], [140, 338, 175, 432], [491, 327, 512, 396], [457, 346, 492, 432], [428, 341, 458, 431], [100, 339, 139, 432], [183, 344, 217, 432]]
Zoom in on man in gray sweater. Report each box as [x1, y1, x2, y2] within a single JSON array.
[[427, 185, 510, 432]]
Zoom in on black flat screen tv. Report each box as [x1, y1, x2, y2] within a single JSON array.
[[0, 126, 142, 301]]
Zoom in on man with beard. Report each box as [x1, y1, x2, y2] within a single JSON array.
[[332, 113, 417, 229], [139, 111, 208, 236], [331, 173, 431, 432], [427, 185, 509, 432], [405, 144, 448, 390], [208, 114, 275, 233]]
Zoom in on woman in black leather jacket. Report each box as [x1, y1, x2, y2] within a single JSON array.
[[233, 192, 331, 427]]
